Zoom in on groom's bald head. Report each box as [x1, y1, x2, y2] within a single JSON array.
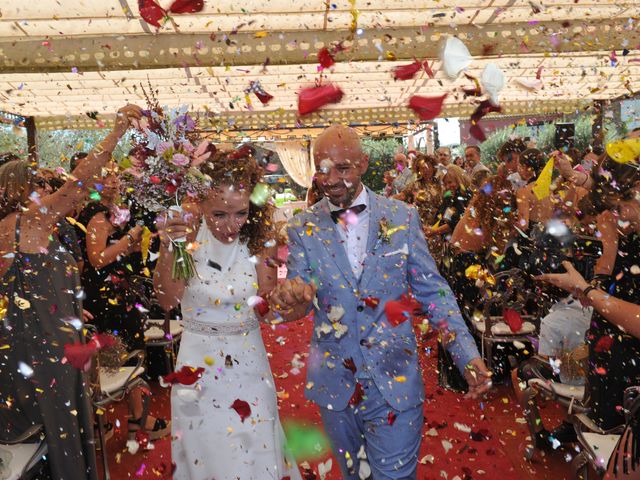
[[313, 125, 369, 207]]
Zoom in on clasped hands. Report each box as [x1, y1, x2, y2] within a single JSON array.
[[269, 277, 317, 315]]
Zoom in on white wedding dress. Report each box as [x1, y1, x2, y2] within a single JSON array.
[[172, 220, 301, 480]]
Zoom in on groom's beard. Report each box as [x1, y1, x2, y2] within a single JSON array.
[[324, 180, 361, 208]]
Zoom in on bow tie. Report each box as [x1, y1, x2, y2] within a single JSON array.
[[330, 204, 367, 223]]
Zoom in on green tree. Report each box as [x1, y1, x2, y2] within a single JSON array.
[[361, 137, 403, 193]]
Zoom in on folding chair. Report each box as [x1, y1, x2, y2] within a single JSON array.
[[94, 349, 149, 480], [514, 355, 589, 460], [0, 424, 48, 480], [571, 386, 640, 479], [144, 311, 183, 372], [468, 269, 543, 371]]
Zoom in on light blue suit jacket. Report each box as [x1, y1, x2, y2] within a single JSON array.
[[286, 188, 480, 412]]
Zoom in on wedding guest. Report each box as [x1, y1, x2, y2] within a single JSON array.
[[396, 153, 442, 253], [436, 146, 452, 166], [464, 145, 491, 188], [425, 164, 472, 244], [80, 165, 170, 441], [496, 139, 527, 190], [0, 104, 141, 479], [391, 152, 416, 194]]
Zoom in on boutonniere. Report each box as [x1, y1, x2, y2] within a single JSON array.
[[377, 218, 407, 245]]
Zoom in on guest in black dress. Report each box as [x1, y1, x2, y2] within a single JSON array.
[[0, 104, 141, 479], [79, 168, 170, 440]]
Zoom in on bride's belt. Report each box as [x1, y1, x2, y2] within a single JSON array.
[[183, 317, 260, 336]]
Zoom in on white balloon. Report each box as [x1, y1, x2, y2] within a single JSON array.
[[481, 63, 505, 105], [441, 37, 472, 79]]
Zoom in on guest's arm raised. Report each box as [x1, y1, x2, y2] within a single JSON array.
[[34, 104, 141, 230]]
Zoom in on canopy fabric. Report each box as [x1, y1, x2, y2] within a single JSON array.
[[0, 0, 638, 133], [274, 141, 315, 188]]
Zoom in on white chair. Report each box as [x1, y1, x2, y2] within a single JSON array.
[[94, 349, 148, 480], [469, 269, 543, 370], [0, 424, 47, 480], [571, 386, 640, 478], [144, 314, 183, 372]]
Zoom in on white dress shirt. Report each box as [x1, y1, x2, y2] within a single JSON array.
[[328, 188, 369, 279]]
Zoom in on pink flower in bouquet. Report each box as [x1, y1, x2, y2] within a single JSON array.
[[150, 175, 162, 184], [179, 139, 195, 154], [171, 153, 190, 167], [156, 141, 174, 156]]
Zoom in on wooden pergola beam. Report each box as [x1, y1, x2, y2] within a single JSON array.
[[1, 18, 636, 74]]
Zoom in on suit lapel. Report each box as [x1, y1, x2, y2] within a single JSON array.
[[359, 190, 386, 290], [312, 199, 358, 289]]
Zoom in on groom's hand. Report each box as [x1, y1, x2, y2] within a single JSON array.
[[463, 358, 493, 400], [269, 277, 317, 313]]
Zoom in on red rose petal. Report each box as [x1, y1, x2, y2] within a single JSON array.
[[387, 411, 397, 425], [63, 333, 116, 370], [298, 84, 344, 116], [318, 47, 336, 69], [255, 300, 270, 317], [384, 294, 423, 327], [393, 60, 423, 81], [138, 0, 167, 27], [594, 335, 614, 353], [169, 0, 204, 13], [408, 94, 447, 121], [469, 99, 502, 141], [364, 297, 380, 309], [162, 366, 205, 385], [342, 357, 357, 374], [349, 382, 365, 406], [503, 308, 523, 333], [230, 399, 252, 422]]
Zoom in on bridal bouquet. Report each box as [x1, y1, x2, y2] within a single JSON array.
[[122, 102, 213, 280]]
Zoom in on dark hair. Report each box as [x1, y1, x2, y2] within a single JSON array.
[[0, 153, 20, 168], [470, 175, 516, 252], [69, 152, 88, 171], [497, 139, 527, 161], [199, 147, 274, 255], [465, 145, 481, 155], [413, 153, 438, 182], [0, 160, 34, 219], [520, 148, 545, 178], [578, 154, 640, 216]]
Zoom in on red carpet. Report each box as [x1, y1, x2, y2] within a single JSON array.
[[98, 319, 573, 479]]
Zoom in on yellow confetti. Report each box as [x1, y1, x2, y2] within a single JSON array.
[[204, 356, 215, 366], [65, 217, 86, 233], [141, 226, 152, 265], [606, 138, 640, 164], [254, 31, 268, 38], [532, 158, 554, 200], [394, 375, 407, 383]]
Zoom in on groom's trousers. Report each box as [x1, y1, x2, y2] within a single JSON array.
[[319, 378, 423, 480]]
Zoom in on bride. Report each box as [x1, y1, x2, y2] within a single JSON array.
[[154, 147, 301, 480]]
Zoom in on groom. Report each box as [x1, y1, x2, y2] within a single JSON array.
[[269, 125, 491, 479]]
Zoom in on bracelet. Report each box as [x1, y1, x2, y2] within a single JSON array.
[[126, 233, 134, 245], [579, 285, 599, 306]]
